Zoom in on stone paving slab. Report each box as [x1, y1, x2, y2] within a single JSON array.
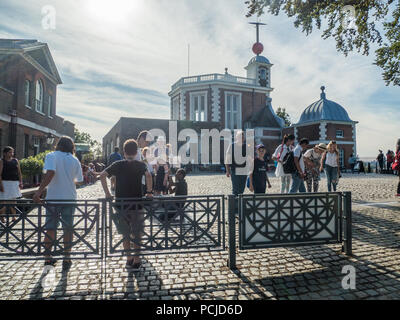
[[0, 174, 399, 300]]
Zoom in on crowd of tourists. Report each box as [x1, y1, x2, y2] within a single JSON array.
[[0, 134, 399, 270], [226, 132, 344, 199]]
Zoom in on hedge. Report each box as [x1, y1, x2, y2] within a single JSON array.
[[20, 151, 51, 179]]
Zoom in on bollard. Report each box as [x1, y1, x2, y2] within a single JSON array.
[[343, 192, 352, 256]]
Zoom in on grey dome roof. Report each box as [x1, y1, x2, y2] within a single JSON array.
[[248, 55, 271, 65], [298, 86, 353, 124]]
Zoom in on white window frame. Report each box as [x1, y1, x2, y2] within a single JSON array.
[[48, 95, 53, 118], [190, 91, 208, 122], [225, 91, 242, 130], [33, 136, 40, 156], [336, 129, 344, 138], [35, 79, 45, 114], [25, 80, 31, 108]]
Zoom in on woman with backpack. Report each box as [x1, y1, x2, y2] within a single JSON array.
[[320, 141, 340, 192], [394, 139, 400, 197], [272, 134, 295, 193]]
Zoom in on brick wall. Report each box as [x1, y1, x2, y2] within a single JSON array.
[[297, 124, 320, 141], [326, 123, 353, 142]]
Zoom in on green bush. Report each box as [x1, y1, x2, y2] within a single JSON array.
[[20, 151, 51, 179]]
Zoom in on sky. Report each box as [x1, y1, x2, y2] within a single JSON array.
[[0, 0, 398, 157]]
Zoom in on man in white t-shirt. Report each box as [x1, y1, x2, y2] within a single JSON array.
[[33, 136, 83, 270], [289, 138, 309, 193]]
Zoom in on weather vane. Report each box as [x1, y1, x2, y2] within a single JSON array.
[[249, 22, 266, 56]]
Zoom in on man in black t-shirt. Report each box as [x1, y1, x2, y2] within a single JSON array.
[[100, 139, 153, 269]]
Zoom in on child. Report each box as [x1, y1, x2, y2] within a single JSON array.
[[249, 144, 272, 194], [162, 169, 187, 221], [169, 169, 188, 196]]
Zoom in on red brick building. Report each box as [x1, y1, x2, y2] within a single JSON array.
[[283, 86, 358, 169], [0, 39, 74, 160]]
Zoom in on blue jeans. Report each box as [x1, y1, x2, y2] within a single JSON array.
[[289, 172, 306, 193], [231, 170, 247, 196], [325, 165, 338, 192], [230, 170, 247, 215]]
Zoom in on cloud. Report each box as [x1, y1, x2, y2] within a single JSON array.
[[0, 0, 398, 156]]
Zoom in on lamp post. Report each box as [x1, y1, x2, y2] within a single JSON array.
[[46, 133, 55, 146]]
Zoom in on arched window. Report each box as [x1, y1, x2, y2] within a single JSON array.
[[35, 79, 44, 113], [24, 80, 31, 107]]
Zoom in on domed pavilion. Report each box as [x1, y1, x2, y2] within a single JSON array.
[[283, 86, 358, 169]]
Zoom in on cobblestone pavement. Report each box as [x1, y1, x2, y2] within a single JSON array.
[[0, 173, 399, 300]]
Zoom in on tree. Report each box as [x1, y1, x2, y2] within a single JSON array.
[[74, 128, 102, 160], [245, 0, 400, 86], [276, 107, 291, 127]]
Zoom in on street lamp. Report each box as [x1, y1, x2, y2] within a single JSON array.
[[46, 133, 55, 146]]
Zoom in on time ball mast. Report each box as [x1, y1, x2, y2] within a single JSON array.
[[249, 21, 266, 56]]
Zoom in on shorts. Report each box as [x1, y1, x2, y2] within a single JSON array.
[[112, 204, 144, 239], [45, 205, 75, 231]]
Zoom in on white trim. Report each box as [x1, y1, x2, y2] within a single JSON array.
[[21, 53, 60, 85], [319, 122, 327, 140], [16, 117, 63, 137], [189, 91, 208, 122], [224, 91, 242, 130], [255, 127, 282, 131], [352, 123, 357, 156], [293, 120, 358, 126], [258, 136, 281, 140], [171, 96, 180, 120], [0, 114, 11, 123], [211, 86, 220, 122], [169, 82, 273, 97], [180, 90, 186, 120], [309, 140, 355, 145]]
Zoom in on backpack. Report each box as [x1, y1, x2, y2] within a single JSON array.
[[282, 151, 301, 174], [392, 151, 400, 171]]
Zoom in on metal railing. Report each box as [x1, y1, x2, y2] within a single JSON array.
[[0, 200, 101, 260], [103, 195, 225, 256], [227, 192, 352, 270], [0, 193, 352, 294]]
